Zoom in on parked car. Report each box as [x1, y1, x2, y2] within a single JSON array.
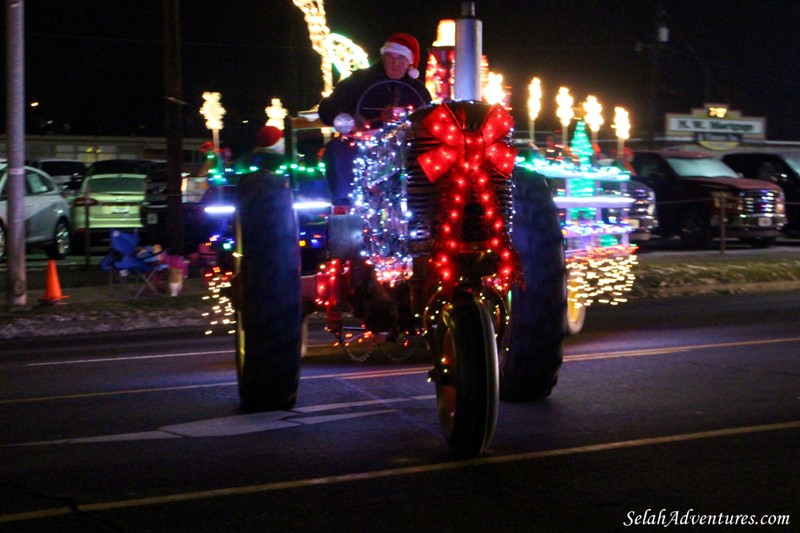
[[71, 173, 146, 252], [721, 152, 800, 237], [625, 179, 658, 242], [631, 150, 786, 248], [547, 174, 658, 243], [140, 171, 218, 252], [596, 178, 658, 243], [84, 158, 163, 179], [0, 163, 72, 260], [34, 158, 87, 188]]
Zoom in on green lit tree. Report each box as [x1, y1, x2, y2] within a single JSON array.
[[570, 119, 594, 167]]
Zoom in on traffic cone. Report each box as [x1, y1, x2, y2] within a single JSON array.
[[40, 259, 69, 303]]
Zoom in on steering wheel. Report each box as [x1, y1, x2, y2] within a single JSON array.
[[354, 79, 428, 128]]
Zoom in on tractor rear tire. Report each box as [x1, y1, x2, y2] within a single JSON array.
[[234, 171, 303, 411], [500, 174, 566, 402]]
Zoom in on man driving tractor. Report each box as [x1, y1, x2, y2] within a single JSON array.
[[318, 32, 432, 207]]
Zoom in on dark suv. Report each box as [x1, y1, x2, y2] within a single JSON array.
[[721, 152, 800, 237], [632, 150, 786, 248]]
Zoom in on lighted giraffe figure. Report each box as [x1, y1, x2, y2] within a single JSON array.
[[293, 1, 334, 96], [293, 0, 369, 98]]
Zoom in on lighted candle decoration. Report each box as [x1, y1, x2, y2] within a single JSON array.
[[583, 95, 604, 146], [265, 98, 287, 129], [200, 91, 225, 151], [556, 87, 574, 146], [527, 77, 542, 146], [612, 106, 631, 160], [483, 72, 507, 106]]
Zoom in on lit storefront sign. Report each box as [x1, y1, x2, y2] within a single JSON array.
[[665, 103, 765, 150]]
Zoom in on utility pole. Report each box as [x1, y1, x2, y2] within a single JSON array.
[[163, 0, 185, 255], [5, 0, 27, 311], [648, 2, 669, 146]]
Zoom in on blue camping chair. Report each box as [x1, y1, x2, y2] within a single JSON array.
[[100, 230, 167, 299]]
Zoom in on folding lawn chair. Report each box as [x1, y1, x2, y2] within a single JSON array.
[[99, 230, 168, 299]]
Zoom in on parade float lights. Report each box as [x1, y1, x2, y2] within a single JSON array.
[[527, 77, 542, 145], [293, 0, 370, 98], [612, 106, 631, 158], [265, 98, 287, 129], [425, 20, 456, 102], [200, 91, 228, 184], [513, 84, 638, 310], [555, 87, 574, 146], [583, 95, 604, 146], [483, 72, 508, 107]]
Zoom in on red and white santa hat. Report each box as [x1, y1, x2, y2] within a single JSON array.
[[380, 32, 421, 79], [256, 125, 285, 153]]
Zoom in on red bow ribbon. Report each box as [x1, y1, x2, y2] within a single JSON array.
[[418, 103, 517, 183], [416, 103, 523, 293]]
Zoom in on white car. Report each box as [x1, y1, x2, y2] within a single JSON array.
[[70, 173, 146, 253], [0, 164, 73, 260]]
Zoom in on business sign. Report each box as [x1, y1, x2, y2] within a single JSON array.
[[665, 104, 766, 150]]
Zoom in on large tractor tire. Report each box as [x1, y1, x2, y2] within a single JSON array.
[[234, 171, 302, 411], [500, 174, 567, 402]]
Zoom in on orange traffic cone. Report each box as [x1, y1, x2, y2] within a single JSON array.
[[40, 259, 69, 303]]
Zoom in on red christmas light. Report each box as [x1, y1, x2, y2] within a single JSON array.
[[418, 103, 523, 292]]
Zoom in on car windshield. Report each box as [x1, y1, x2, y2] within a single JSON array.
[[86, 160, 161, 177], [86, 176, 145, 194], [666, 157, 740, 178], [782, 155, 800, 174]]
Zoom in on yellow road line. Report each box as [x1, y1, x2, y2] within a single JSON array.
[[566, 336, 800, 361], [2, 420, 798, 524]]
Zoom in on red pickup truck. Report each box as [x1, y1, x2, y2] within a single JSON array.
[[631, 150, 786, 248]]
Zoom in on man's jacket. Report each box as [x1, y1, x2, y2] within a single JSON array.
[[318, 62, 432, 128]]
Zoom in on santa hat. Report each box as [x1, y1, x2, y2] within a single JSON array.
[[257, 125, 283, 148], [380, 33, 421, 79], [256, 125, 285, 153]]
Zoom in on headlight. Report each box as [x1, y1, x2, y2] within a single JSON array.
[[204, 205, 236, 215], [293, 200, 332, 211]]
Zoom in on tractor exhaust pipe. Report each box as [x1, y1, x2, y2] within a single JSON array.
[[454, 1, 482, 101]]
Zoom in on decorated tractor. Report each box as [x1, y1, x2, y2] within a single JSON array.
[[231, 96, 566, 457], [227, 5, 636, 457]]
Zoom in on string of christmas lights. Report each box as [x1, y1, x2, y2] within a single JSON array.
[[566, 245, 638, 309], [417, 103, 521, 293]]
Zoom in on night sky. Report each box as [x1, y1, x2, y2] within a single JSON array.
[[3, 0, 799, 155]]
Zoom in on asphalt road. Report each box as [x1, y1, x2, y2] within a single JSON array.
[[0, 291, 797, 532]]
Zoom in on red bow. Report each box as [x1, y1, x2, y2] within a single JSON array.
[[416, 103, 523, 293], [418, 104, 517, 183]]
